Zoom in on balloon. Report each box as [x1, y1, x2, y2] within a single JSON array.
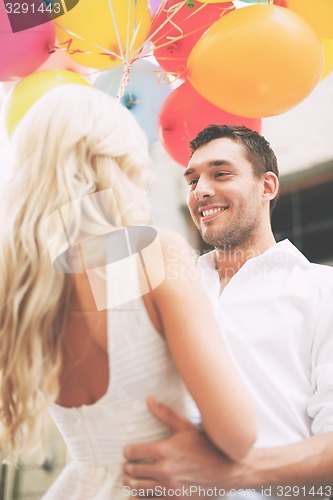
[[0, 48, 89, 97], [239, 0, 286, 3], [150, 0, 165, 16], [187, 5, 324, 118], [4, 69, 90, 135], [197, 0, 234, 3], [150, 0, 234, 77], [55, 0, 151, 69], [0, 1, 55, 81], [158, 81, 262, 166], [95, 59, 172, 143], [38, 47, 89, 77], [321, 39, 333, 80], [284, 0, 333, 39]]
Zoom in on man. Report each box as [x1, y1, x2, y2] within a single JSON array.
[[123, 126, 333, 499]]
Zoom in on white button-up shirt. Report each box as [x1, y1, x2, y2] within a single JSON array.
[[198, 239, 333, 448]]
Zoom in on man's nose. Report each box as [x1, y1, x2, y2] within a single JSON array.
[[194, 177, 215, 200]]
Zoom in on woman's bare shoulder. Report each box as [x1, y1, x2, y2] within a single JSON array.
[[148, 227, 199, 293], [155, 226, 198, 263]]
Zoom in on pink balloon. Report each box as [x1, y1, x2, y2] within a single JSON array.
[[159, 82, 262, 166], [0, 1, 55, 81]]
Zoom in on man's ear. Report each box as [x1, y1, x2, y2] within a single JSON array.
[[262, 171, 279, 204]]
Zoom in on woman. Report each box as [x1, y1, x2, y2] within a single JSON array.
[[0, 84, 255, 499]]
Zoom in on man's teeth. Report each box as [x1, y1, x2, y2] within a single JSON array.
[[202, 207, 225, 217]]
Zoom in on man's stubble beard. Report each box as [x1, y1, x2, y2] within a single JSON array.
[[200, 218, 259, 251], [195, 199, 262, 251]]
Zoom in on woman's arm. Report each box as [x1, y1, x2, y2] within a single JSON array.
[[124, 409, 333, 493], [149, 229, 256, 461]]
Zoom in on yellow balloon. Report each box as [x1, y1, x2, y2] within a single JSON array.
[[187, 5, 324, 118], [285, 0, 333, 39], [321, 38, 333, 80], [55, 0, 151, 70], [4, 70, 90, 136]]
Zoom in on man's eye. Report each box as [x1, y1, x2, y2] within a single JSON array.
[[188, 179, 198, 186], [215, 172, 226, 178]]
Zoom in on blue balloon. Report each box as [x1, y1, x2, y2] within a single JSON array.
[[94, 59, 172, 144]]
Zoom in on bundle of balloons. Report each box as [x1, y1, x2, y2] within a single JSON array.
[[1, 0, 332, 166]]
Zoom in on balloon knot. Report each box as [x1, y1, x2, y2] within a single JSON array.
[[122, 93, 137, 110], [116, 62, 131, 100]]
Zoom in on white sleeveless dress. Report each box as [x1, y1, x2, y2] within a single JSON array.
[[44, 298, 200, 499]]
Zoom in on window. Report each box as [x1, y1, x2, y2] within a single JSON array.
[[272, 164, 333, 264]]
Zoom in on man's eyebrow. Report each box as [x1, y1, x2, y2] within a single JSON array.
[[183, 168, 194, 177], [183, 160, 229, 177]]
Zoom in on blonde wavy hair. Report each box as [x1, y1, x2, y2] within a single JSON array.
[[0, 84, 152, 459]]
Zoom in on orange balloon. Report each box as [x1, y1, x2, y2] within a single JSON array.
[[187, 4, 324, 118], [285, 0, 333, 39]]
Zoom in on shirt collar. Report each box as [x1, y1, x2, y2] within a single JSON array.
[[197, 239, 309, 273]]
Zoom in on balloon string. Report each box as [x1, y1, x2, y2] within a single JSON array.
[[131, 1, 201, 60], [126, 0, 131, 61], [156, 3, 231, 46], [106, 0, 125, 61], [129, 20, 143, 56], [116, 62, 131, 99], [107, 0, 143, 65], [160, 1, 207, 42], [156, 67, 185, 84], [56, 1, 143, 65], [148, 4, 233, 52], [56, 37, 91, 56], [143, 1, 186, 47], [184, 2, 209, 20], [150, 0, 167, 24], [48, 44, 57, 54], [131, 1, 232, 61], [164, 2, 187, 41], [126, 0, 142, 62], [54, 21, 123, 61]]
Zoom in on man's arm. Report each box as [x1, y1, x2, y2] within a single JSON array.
[[123, 399, 333, 493]]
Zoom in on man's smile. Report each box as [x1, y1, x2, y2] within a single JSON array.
[[198, 205, 229, 223]]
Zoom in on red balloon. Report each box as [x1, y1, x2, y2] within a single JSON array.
[[0, 1, 55, 81], [150, 0, 234, 77], [159, 82, 262, 166]]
